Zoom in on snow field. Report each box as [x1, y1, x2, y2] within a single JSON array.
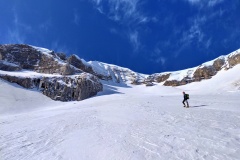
[[0, 65, 240, 160]]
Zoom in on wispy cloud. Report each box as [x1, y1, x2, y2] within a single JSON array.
[[207, 0, 224, 7], [51, 41, 70, 55], [173, 16, 207, 57], [73, 9, 80, 25], [89, 0, 151, 53], [180, 16, 206, 44], [6, 28, 25, 44], [39, 19, 52, 31], [5, 8, 32, 44], [89, 0, 148, 24], [185, 0, 225, 7], [150, 48, 167, 66], [128, 30, 140, 51]]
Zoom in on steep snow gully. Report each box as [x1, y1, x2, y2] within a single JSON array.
[[0, 68, 240, 159]]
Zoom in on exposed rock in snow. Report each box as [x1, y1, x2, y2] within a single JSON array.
[[40, 73, 103, 101], [151, 49, 240, 86], [0, 44, 78, 75], [0, 73, 102, 101]]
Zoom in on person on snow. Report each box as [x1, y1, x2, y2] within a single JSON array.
[[182, 92, 189, 108]]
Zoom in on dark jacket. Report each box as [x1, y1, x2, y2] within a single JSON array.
[[183, 94, 188, 100]]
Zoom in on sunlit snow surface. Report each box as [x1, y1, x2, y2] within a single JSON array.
[[0, 65, 240, 160]]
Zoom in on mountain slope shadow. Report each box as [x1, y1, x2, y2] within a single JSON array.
[[96, 83, 126, 96]]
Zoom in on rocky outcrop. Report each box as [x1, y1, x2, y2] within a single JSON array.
[[163, 77, 193, 86], [228, 52, 240, 68], [213, 58, 225, 71], [193, 66, 216, 81], [0, 44, 77, 75], [152, 73, 170, 83], [40, 73, 103, 101], [67, 55, 93, 73], [0, 73, 103, 101], [0, 75, 38, 88], [0, 44, 42, 70]]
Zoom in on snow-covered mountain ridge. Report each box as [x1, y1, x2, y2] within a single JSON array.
[[0, 44, 240, 101], [150, 49, 240, 86]]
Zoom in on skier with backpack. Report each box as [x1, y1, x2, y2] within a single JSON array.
[[182, 92, 189, 108]]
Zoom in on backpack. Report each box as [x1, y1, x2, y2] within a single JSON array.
[[186, 94, 189, 99]]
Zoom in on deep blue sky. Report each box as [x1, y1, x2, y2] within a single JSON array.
[[0, 0, 240, 74]]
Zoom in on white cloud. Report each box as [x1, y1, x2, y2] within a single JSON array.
[[89, 0, 150, 53], [208, 0, 224, 7], [39, 19, 52, 31], [180, 16, 206, 44], [89, 0, 147, 24], [51, 41, 70, 54], [5, 8, 31, 44], [129, 30, 140, 51], [187, 0, 201, 4], [185, 0, 225, 7], [155, 57, 166, 66], [150, 48, 167, 66], [73, 10, 80, 25], [205, 38, 212, 49], [6, 28, 25, 44]]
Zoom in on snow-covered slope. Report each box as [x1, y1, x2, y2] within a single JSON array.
[[89, 61, 148, 83], [0, 79, 63, 114], [178, 64, 240, 94], [151, 48, 240, 85], [0, 63, 240, 159]]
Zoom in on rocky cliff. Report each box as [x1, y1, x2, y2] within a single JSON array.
[[0, 44, 102, 101]]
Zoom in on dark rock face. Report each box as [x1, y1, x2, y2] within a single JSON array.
[[56, 52, 67, 61], [131, 79, 142, 85], [40, 73, 103, 101], [60, 64, 76, 75], [154, 73, 171, 83], [145, 82, 154, 86], [163, 80, 179, 86], [0, 75, 38, 88], [0, 60, 22, 71], [213, 58, 225, 71], [67, 55, 93, 73], [0, 44, 76, 75], [0, 73, 103, 101], [0, 44, 42, 70], [163, 77, 194, 86], [193, 66, 216, 81]]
